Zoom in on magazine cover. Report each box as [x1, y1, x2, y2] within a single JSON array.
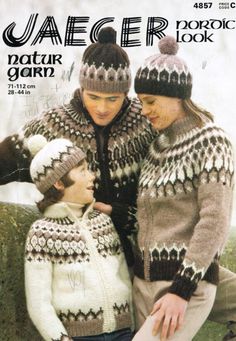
[[0, 0, 236, 340]]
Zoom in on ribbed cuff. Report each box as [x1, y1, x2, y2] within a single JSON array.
[[168, 275, 197, 301], [111, 202, 129, 229]]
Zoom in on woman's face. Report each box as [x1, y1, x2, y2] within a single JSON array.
[[138, 94, 185, 131]]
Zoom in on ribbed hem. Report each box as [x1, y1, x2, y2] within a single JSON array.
[[64, 319, 104, 337], [134, 252, 219, 300], [63, 315, 132, 337]]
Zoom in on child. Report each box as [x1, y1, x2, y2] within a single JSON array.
[[24, 135, 133, 341]]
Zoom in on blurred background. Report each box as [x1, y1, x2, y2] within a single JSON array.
[[0, 0, 236, 227]]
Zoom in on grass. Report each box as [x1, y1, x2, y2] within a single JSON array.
[[194, 230, 236, 341]]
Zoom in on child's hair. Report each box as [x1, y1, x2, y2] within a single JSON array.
[[182, 99, 214, 127], [37, 159, 84, 213]]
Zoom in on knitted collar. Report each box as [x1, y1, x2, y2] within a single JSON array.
[[64, 202, 84, 218], [155, 114, 200, 151], [164, 114, 200, 138], [70, 88, 131, 128], [44, 199, 95, 222]]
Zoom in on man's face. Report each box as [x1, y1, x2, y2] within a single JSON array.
[[82, 90, 126, 126], [61, 160, 95, 205]]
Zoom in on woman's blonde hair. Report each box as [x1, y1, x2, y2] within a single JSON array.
[[183, 99, 214, 127]]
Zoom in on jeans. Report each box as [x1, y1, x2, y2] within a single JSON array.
[[72, 328, 133, 341]]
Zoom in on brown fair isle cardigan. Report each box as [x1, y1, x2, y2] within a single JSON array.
[[134, 115, 234, 301], [0, 91, 156, 265]]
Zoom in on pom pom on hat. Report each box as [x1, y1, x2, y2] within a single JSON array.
[[158, 35, 179, 55], [27, 134, 47, 156], [98, 27, 117, 44], [134, 35, 192, 99]]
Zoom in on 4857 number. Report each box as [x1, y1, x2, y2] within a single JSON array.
[[194, 2, 212, 8]]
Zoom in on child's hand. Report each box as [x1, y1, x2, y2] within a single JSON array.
[[151, 293, 188, 341], [94, 202, 112, 215]]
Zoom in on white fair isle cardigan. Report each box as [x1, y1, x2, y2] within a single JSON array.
[[25, 201, 133, 341]]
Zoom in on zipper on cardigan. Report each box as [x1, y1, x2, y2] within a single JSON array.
[[141, 147, 170, 281], [79, 223, 116, 332], [95, 128, 112, 203], [143, 194, 152, 281]]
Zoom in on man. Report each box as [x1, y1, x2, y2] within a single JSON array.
[[0, 27, 156, 266]]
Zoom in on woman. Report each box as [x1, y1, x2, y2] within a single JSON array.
[[132, 36, 234, 341], [24, 136, 134, 341]]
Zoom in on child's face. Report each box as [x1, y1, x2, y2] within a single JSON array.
[[62, 160, 95, 205]]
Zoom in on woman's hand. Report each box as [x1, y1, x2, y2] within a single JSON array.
[[150, 293, 188, 341], [93, 202, 112, 215]]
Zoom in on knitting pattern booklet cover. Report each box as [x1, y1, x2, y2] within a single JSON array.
[[0, 0, 236, 339], [0, 0, 235, 208]]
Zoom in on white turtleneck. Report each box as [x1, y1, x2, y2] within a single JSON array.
[[62, 201, 84, 218]]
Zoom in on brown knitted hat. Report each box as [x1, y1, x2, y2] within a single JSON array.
[[79, 27, 131, 93]]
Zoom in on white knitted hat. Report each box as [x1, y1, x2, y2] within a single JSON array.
[[28, 135, 86, 193]]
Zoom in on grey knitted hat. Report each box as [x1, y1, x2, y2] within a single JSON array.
[[135, 36, 192, 99], [28, 135, 86, 194], [79, 27, 131, 93]]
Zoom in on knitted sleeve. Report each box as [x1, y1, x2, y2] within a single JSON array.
[[0, 112, 49, 185], [169, 127, 234, 301], [0, 134, 31, 184], [25, 222, 70, 341], [111, 202, 137, 235], [111, 203, 138, 266]]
